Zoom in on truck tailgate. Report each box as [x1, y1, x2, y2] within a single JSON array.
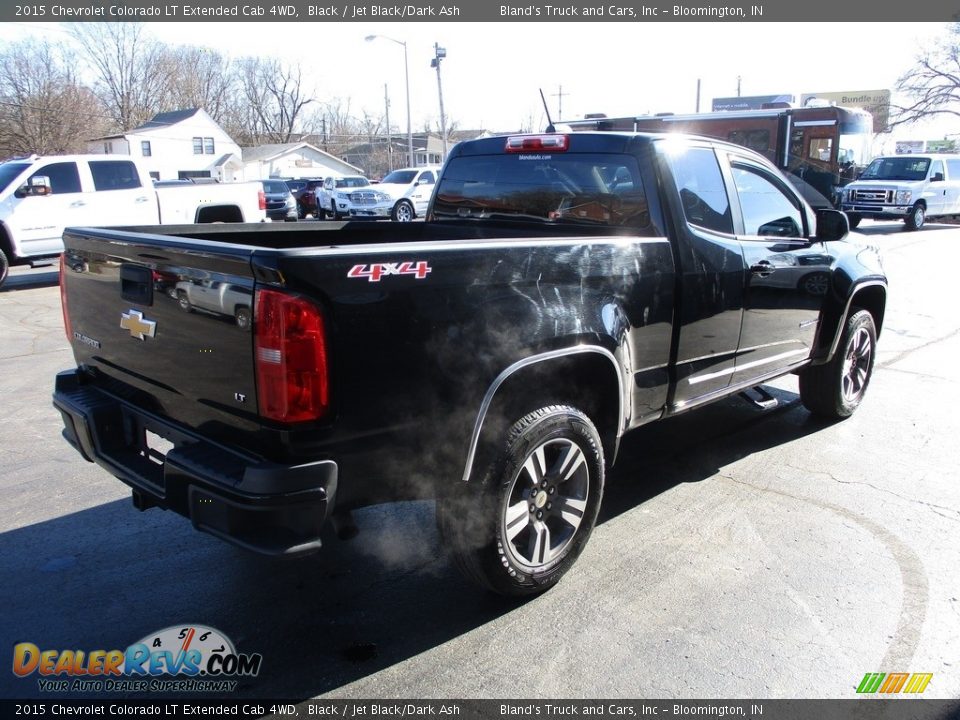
[[60, 227, 260, 443]]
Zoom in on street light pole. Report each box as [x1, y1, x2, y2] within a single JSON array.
[[431, 43, 448, 161], [365, 34, 414, 168]]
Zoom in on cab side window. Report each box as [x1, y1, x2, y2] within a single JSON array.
[[89, 161, 142, 191], [30, 162, 81, 194], [667, 146, 733, 234], [419, 171, 435, 185], [732, 165, 804, 238], [930, 160, 944, 180]]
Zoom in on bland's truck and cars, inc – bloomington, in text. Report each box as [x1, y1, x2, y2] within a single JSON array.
[[53, 131, 886, 596]]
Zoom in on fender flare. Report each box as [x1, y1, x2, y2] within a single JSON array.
[[460, 345, 626, 483]]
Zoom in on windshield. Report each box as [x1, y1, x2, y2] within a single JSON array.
[[0, 162, 30, 193], [381, 170, 417, 185], [337, 177, 370, 188], [838, 132, 871, 167], [262, 180, 290, 193], [433, 153, 652, 228], [860, 157, 931, 181]]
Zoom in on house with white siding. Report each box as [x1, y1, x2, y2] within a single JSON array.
[[87, 108, 243, 182], [239, 142, 363, 181]]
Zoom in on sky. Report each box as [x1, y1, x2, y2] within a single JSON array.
[[2, 21, 954, 145]]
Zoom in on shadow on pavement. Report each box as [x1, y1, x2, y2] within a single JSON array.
[[0, 384, 834, 701]]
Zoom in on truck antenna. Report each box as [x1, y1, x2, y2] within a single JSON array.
[[540, 88, 556, 132]]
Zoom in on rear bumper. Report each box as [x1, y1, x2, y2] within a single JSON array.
[[53, 370, 337, 556]]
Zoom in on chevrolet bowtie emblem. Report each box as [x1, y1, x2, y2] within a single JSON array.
[[120, 309, 157, 340]]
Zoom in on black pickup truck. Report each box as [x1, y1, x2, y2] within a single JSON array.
[[54, 132, 887, 596]]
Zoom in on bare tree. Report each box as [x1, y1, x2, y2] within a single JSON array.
[[230, 57, 313, 145], [890, 23, 960, 129], [164, 46, 236, 125], [0, 38, 109, 157], [68, 22, 174, 131]]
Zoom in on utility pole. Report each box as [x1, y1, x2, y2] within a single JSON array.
[[737, 75, 742, 97], [696, 78, 701, 113], [383, 83, 393, 172], [431, 43, 448, 160], [551, 85, 568, 120]]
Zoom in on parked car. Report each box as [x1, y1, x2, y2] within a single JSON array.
[[318, 175, 372, 219], [348, 166, 440, 221], [261, 179, 298, 222], [296, 179, 326, 219]]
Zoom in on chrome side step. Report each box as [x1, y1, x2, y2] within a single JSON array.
[[739, 386, 779, 410]]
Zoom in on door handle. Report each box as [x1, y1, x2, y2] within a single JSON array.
[[135, 196, 151, 203], [69, 200, 86, 208]]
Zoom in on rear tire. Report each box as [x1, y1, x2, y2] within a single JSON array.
[[437, 405, 605, 597], [799, 309, 877, 419]]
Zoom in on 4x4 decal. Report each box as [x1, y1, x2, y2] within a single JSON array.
[[347, 261, 432, 282]]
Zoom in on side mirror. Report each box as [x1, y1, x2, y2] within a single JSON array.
[[815, 208, 849, 241], [932, 172, 944, 182], [14, 176, 52, 198]]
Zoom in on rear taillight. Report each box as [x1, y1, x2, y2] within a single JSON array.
[[254, 288, 329, 423], [59, 254, 72, 343], [505, 134, 569, 153], [258, 189, 267, 211]]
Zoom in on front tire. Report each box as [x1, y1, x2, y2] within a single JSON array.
[[845, 212, 861, 230], [799, 309, 877, 419], [904, 203, 925, 231], [392, 200, 414, 222], [438, 406, 605, 597], [0, 247, 9, 288]]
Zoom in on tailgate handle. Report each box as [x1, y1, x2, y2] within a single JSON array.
[[120, 265, 154, 306]]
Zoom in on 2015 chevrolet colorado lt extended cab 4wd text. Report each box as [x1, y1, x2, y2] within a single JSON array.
[[54, 132, 887, 596]]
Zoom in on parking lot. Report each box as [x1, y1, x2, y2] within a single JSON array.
[[1, 220, 958, 701]]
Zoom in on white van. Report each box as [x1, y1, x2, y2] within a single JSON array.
[[840, 153, 960, 231]]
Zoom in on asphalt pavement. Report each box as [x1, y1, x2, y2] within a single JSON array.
[[0, 220, 958, 702]]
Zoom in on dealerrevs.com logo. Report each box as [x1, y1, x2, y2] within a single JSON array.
[[12, 625, 262, 693]]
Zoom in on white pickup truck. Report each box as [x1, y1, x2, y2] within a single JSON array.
[[0, 154, 267, 286], [347, 166, 441, 222]]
